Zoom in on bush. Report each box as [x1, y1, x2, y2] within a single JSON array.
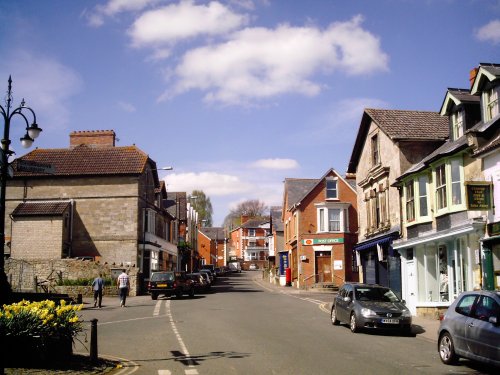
[[0, 299, 83, 339]]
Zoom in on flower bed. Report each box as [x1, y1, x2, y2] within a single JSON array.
[[0, 299, 83, 365]]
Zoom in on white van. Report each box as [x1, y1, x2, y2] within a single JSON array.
[[228, 262, 241, 273]]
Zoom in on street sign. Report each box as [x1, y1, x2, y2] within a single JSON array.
[[16, 160, 55, 174]]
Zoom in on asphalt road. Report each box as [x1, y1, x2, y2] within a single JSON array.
[[74, 272, 497, 375]]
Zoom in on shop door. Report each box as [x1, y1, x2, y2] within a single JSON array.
[[316, 253, 332, 283], [364, 250, 377, 284], [406, 260, 417, 315]]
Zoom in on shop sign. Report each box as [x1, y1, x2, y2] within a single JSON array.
[[302, 238, 344, 245], [487, 221, 500, 236], [465, 182, 492, 210]]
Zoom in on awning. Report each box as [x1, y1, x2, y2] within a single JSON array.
[[354, 233, 398, 251]]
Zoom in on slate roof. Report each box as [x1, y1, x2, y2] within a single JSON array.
[[283, 178, 319, 210], [270, 206, 284, 232], [11, 201, 71, 217], [199, 227, 225, 240], [364, 109, 449, 140], [347, 109, 449, 173], [166, 192, 187, 221], [241, 218, 269, 229], [12, 145, 151, 177]]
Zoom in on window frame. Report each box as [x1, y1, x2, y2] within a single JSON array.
[[451, 110, 464, 140], [405, 180, 415, 223], [433, 157, 466, 216], [326, 178, 338, 200], [484, 85, 499, 122], [316, 203, 350, 233]]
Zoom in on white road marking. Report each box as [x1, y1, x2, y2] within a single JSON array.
[[158, 370, 171, 375], [165, 299, 199, 375], [153, 300, 162, 316]]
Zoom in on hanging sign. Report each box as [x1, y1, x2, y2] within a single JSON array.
[[465, 182, 492, 210]]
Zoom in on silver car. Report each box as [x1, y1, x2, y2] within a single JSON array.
[[438, 290, 500, 367], [331, 283, 412, 334]]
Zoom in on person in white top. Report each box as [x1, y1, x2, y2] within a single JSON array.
[[117, 269, 130, 307]]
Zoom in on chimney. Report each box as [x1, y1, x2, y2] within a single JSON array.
[[241, 215, 249, 224], [70, 130, 116, 149], [469, 67, 479, 88]]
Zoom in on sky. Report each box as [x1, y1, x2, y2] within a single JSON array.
[[0, 0, 499, 226]]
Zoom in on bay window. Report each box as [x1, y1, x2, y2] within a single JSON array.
[[434, 158, 464, 214], [435, 164, 447, 210], [405, 181, 415, 222]]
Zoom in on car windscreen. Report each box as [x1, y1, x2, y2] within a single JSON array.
[[151, 273, 174, 282], [355, 287, 400, 302]]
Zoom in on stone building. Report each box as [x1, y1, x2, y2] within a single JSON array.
[[347, 109, 449, 298], [5, 130, 176, 292]]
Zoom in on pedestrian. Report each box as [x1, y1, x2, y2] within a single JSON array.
[[92, 273, 105, 308], [117, 269, 130, 307]]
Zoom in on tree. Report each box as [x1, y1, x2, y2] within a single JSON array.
[[223, 199, 268, 229], [190, 190, 213, 226]]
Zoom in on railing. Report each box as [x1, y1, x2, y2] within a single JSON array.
[[301, 274, 318, 290]]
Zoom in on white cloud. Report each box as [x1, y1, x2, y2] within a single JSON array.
[[128, 0, 249, 47], [117, 101, 137, 112], [250, 158, 299, 170], [0, 50, 82, 131], [161, 15, 388, 105], [475, 19, 500, 44], [86, 0, 159, 27], [165, 171, 250, 196]]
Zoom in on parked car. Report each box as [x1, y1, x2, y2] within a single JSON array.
[[249, 263, 258, 270], [201, 265, 217, 280], [148, 271, 195, 300], [197, 271, 212, 288], [438, 290, 500, 367], [331, 283, 412, 335], [199, 269, 215, 284], [187, 273, 209, 293]]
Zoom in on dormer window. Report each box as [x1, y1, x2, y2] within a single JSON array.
[[326, 178, 338, 199], [451, 110, 464, 140], [484, 86, 499, 121]]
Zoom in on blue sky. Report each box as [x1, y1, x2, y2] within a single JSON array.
[[0, 0, 499, 226]]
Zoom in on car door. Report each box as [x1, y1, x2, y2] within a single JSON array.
[[452, 294, 478, 354], [335, 286, 348, 322], [466, 295, 500, 362]]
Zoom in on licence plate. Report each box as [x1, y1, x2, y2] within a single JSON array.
[[157, 284, 167, 287], [381, 319, 399, 324]]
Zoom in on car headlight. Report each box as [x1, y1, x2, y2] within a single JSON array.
[[402, 309, 412, 318], [361, 308, 377, 317]]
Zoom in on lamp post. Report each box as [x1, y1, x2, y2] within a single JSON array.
[[0, 76, 43, 305]]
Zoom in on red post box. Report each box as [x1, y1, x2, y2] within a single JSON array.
[[285, 267, 292, 287]]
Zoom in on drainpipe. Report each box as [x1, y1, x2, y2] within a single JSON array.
[[69, 199, 74, 258]]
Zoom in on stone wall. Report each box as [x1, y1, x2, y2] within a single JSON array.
[[5, 258, 141, 296]]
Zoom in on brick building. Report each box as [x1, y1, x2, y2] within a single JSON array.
[[282, 168, 358, 289], [197, 227, 226, 267]]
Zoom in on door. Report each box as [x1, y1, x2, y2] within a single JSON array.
[[316, 252, 332, 283], [406, 260, 417, 315], [466, 296, 500, 362]]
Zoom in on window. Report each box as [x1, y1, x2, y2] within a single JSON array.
[[145, 209, 156, 234], [451, 159, 462, 205], [418, 175, 429, 217], [373, 189, 380, 228], [405, 181, 415, 222], [317, 206, 348, 233], [451, 110, 464, 140], [326, 179, 338, 199], [436, 164, 447, 210], [248, 229, 256, 237], [473, 296, 500, 322], [455, 295, 477, 317], [371, 134, 380, 166], [484, 86, 499, 121]]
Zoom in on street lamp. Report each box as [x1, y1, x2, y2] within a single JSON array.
[[0, 76, 43, 305]]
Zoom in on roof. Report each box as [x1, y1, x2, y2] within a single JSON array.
[[396, 136, 469, 181], [270, 206, 284, 232], [347, 109, 449, 173], [12, 145, 151, 178], [241, 218, 269, 228], [471, 63, 500, 95], [11, 201, 71, 217], [283, 178, 319, 210], [439, 88, 480, 116], [199, 227, 225, 240], [166, 192, 187, 221]]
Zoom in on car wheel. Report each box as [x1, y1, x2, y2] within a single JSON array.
[[189, 287, 195, 298], [176, 289, 183, 298], [331, 306, 340, 325], [151, 293, 158, 300], [350, 313, 359, 333], [438, 332, 458, 365]]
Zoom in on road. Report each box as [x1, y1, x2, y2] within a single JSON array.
[[75, 272, 497, 375]]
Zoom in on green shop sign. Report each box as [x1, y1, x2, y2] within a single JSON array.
[[302, 238, 344, 245]]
